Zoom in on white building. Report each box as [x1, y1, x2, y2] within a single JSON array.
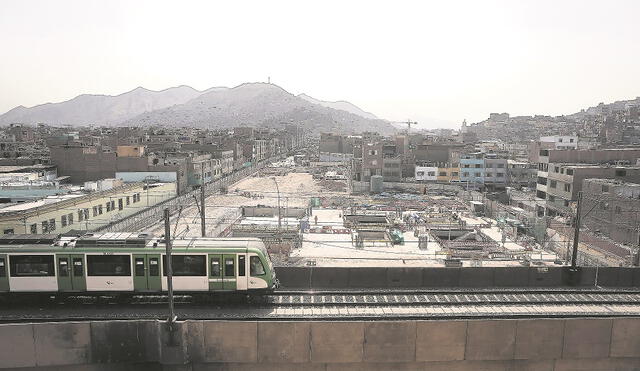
[[539, 135, 578, 150], [415, 166, 438, 181]]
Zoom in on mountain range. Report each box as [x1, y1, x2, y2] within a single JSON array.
[[0, 83, 392, 134]]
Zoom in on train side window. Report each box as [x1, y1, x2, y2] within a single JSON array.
[[162, 255, 206, 276], [10, 255, 55, 277], [87, 255, 131, 276], [210, 258, 221, 277], [58, 258, 69, 277], [0, 257, 5, 277], [149, 258, 159, 276], [73, 258, 84, 276], [135, 258, 145, 276], [224, 257, 234, 277], [238, 255, 246, 276], [250, 256, 266, 276]]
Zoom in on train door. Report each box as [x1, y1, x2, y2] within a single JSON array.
[[0, 254, 8, 291], [133, 254, 161, 291], [208, 254, 223, 290], [236, 254, 248, 291], [222, 254, 236, 290], [57, 254, 86, 291]]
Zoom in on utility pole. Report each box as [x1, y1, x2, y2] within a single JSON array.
[[570, 192, 582, 268], [200, 163, 206, 237], [272, 177, 281, 231], [164, 208, 176, 343]]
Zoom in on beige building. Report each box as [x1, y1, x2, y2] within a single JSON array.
[[0, 182, 176, 235]]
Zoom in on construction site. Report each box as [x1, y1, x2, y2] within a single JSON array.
[[139, 157, 562, 268]]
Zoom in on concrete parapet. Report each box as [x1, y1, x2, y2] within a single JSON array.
[[416, 321, 467, 361], [363, 322, 416, 362], [465, 320, 516, 360], [515, 319, 563, 360], [2, 317, 640, 370], [563, 319, 613, 359], [202, 321, 257, 363], [258, 322, 310, 363], [310, 321, 364, 363], [33, 322, 91, 366]]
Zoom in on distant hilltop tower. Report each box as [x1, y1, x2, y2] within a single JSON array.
[[268, 76, 271, 84], [461, 119, 468, 133]]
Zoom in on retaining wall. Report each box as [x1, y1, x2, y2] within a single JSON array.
[[2, 318, 640, 370], [275, 266, 640, 289]]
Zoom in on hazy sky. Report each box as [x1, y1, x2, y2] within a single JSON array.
[[1, 0, 639, 128]]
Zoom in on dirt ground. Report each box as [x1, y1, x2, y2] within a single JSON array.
[[143, 172, 344, 238]]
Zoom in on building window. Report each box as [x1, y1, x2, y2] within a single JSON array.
[[30, 224, 37, 234], [486, 172, 493, 177], [98, 205, 103, 215], [439, 172, 447, 176], [61, 215, 67, 227], [452, 172, 459, 177], [497, 163, 505, 168], [564, 183, 571, 192], [549, 180, 557, 188], [84, 209, 89, 220], [566, 169, 573, 175], [68, 213, 73, 225], [615, 169, 627, 177], [93, 206, 98, 217], [475, 164, 482, 168], [49, 219, 56, 231], [3, 229, 14, 235], [474, 172, 481, 177], [602, 185, 609, 193], [78, 210, 84, 222], [118, 199, 123, 211], [615, 206, 621, 214], [126, 196, 130, 205], [110, 201, 115, 210], [106, 202, 111, 212], [463, 172, 469, 177], [497, 173, 504, 177], [42, 221, 49, 233]]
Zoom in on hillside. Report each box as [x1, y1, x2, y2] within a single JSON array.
[[0, 85, 205, 125], [124, 83, 393, 134], [297, 93, 378, 120]]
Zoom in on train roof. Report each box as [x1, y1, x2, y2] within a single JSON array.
[[0, 233, 267, 254]]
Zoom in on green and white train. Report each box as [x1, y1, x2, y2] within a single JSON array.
[[0, 233, 277, 296]]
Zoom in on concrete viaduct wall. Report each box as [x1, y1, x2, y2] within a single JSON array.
[[275, 266, 640, 289], [1, 318, 640, 370]]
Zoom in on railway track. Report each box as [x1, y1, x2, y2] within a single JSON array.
[[1, 288, 640, 322]]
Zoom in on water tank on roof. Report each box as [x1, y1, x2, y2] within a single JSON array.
[[370, 175, 384, 193]]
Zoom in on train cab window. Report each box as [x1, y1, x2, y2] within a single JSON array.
[[149, 258, 159, 276], [0, 257, 5, 276], [238, 255, 246, 276], [163, 255, 206, 276], [250, 256, 266, 276], [73, 258, 84, 276], [10, 255, 55, 277], [87, 255, 131, 276], [210, 258, 221, 277], [135, 258, 145, 276], [224, 257, 234, 277], [58, 258, 69, 277]]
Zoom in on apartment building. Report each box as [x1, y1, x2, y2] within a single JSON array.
[[545, 165, 640, 216], [0, 182, 176, 235], [459, 153, 485, 189], [581, 179, 640, 247], [483, 154, 508, 190], [536, 148, 640, 215]]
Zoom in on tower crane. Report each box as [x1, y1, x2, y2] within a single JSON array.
[[390, 120, 418, 134]]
